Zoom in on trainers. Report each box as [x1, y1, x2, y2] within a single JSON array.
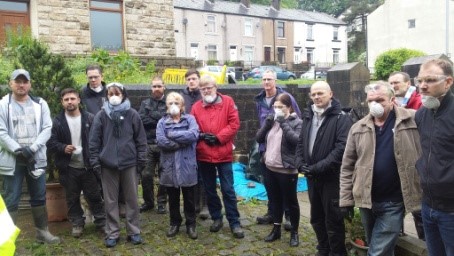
[[157, 205, 167, 214], [256, 213, 273, 224], [231, 226, 245, 239], [105, 237, 119, 248], [186, 225, 198, 240], [127, 234, 143, 245], [210, 219, 223, 232], [36, 228, 61, 244], [72, 226, 84, 238]]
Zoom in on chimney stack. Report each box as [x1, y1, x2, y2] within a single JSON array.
[[271, 0, 280, 11]]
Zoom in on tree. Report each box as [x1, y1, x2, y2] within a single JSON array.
[[299, 0, 349, 16], [374, 48, 425, 80]]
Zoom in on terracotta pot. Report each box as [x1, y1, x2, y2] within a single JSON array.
[[46, 183, 68, 222], [349, 239, 369, 256]]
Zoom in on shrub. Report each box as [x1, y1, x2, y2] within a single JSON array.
[[374, 48, 425, 80]]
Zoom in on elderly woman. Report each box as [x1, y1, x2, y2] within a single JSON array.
[[89, 82, 147, 248], [156, 92, 199, 239], [256, 93, 302, 247]]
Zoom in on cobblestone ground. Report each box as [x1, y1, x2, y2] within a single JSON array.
[[15, 193, 318, 256]]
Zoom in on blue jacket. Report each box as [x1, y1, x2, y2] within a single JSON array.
[[416, 92, 454, 212], [254, 87, 301, 152], [156, 114, 199, 188]]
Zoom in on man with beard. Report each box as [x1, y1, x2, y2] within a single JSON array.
[[415, 59, 454, 256], [47, 88, 106, 238], [138, 77, 168, 213]]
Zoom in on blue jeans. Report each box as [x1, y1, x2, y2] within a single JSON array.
[[359, 201, 404, 256], [421, 202, 454, 256], [198, 161, 240, 228], [2, 163, 46, 212]]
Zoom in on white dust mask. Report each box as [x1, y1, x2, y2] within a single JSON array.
[[274, 108, 284, 120], [204, 95, 216, 104], [421, 95, 440, 109], [109, 96, 122, 106], [169, 104, 180, 116], [368, 101, 384, 118]]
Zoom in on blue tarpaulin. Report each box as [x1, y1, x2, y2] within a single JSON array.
[[231, 163, 307, 201]]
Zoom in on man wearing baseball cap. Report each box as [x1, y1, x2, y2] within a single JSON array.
[[0, 69, 60, 244]]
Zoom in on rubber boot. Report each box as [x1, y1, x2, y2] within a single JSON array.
[[264, 224, 281, 242], [199, 189, 209, 220], [9, 210, 18, 224], [31, 206, 61, 244]]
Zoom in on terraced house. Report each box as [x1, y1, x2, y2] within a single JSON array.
[[174, 0, 347, 69]]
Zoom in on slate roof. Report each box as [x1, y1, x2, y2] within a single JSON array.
[[174, 0, 346, 25]]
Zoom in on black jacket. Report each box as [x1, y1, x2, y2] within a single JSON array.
[[81, 82, 106, 115], [182, 87, 201, 114], [47, 110, 94, 171], [138, 96, 167, 144], [256, 113, 302, 169], [295, 98, 352, 179], [416, 92, 454, 212]]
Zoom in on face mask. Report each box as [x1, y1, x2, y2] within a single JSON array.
[[368, 101, 384, 118], [421, 95, 440, 109], [312, 105, 325, 114], [204, 95, 216, 104], [109, 96, 122, 106], [274, 108, 284, 120], [169, 104, 180, 116], [90, 86, 103, 93]]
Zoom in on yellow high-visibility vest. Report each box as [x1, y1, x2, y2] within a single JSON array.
[[0, 195, 20, 256]]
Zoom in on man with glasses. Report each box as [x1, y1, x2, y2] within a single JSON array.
[[340, 81, 422, 255], [81, 64, 106, 115], [296, 81, 352, 256], [253, 69, 301, 230], [190, 75, 244, 239], [138, 77, 168, 214], [181, 69, 209, 219], [414, 59, 454, 256]]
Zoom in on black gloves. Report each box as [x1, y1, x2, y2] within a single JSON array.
[[275, 115, 285, 124], [264, 114, 274, 127], [298, 164, 313, 178], [199, 133, 220, 146], [15, 146, 36, 167], [339, 206, 355, 221]]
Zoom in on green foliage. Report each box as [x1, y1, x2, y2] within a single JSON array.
[[206, 59, 218, 65], [345, 207, 367, 245], [299, 0, 349, 16], [374, 48, 425, 80]]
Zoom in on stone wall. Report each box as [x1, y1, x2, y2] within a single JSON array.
[[34, 0, 175, 56]]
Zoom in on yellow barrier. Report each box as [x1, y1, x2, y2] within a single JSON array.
[[162, 65, 227, 85]]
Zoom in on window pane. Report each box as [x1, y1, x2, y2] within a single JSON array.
[[207, 16, 215, 33], [0, 1, 27, 12], [244, 18, 252, 36], [91, 1, 120, 10], [90, 10, 123, 50], [244, 46, 254, 61], [307, 24, 313, 40]]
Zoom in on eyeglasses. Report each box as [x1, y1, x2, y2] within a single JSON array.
[[200, 86, 215, 92], [88, 76, 100, 80], [152, 85, 163, 88], [414, 75, 447, 87], [168, 102, 179, 106]]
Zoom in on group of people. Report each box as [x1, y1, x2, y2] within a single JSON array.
[[0, 58, 453, 255]]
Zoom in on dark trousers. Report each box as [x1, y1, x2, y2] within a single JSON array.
[[167, 185, 196, 227], [268, 169, 300, 231], [260, 157, 289, 218], [307, 177, 347, 256], [142, 144, 167, 207], [60, 167, 105, 227]]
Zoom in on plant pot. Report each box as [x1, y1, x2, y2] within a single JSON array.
[[46, 183, 68, 222], [349, 239, 369, 256]]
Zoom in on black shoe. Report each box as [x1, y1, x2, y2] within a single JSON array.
[[105, 237, 119, 248], [256, 213, 273, 224], [139, 203, 154, 213], [157, 205, 167, 214], [231, 226, 245, 239], [210, 219, 223, 232], [290, 231, 299, 247], [127, 234, 143, 245], [264, 224, 281, 242], [186, 225, 198, 240], [166, 225, 180, 237]]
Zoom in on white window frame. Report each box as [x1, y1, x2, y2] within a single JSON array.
[[206, 15, 216, 33], [277, 21, 285, 38], [307, 24, 313, 40], [207, 44, 217, 61], [244, 18, 253, 36]]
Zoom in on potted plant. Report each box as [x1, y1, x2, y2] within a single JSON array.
[[345, 207, 369, 256]]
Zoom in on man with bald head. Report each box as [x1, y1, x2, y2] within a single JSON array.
[[340, 81, 422, 255], [295, 81, 352, 256]]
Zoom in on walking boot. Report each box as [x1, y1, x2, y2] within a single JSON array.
[[290, 231, 299, 247], [264, 224, 281, 242], [256, 212, 273, 224], [31, 206, 61, 244], [199, 191, 209, 220], [187, 225, 198, 240]]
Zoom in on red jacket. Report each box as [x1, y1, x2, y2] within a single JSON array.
[[406, 91, 422, 110], [191, 93, 240, 163]]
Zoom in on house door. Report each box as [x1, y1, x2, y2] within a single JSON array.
[[190, 43, 199, 60], [264, 47, 271, 62], [229, 46, 237, 61], [0, 8, 30, 46]]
